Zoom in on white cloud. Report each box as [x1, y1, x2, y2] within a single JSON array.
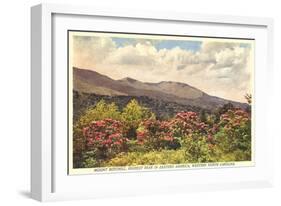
[[72, 35, 253, 102]]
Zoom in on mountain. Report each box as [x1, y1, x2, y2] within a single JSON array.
[[73, 67, 247, 110], [73, 68, 195, 104]]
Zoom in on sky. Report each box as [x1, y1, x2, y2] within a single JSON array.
[[71, 32, 253, 103]]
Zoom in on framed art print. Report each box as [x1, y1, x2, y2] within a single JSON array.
[[31, 3, 274, 201], [68, 31, 254, 175]]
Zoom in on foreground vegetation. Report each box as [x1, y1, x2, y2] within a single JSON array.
[[73, 98, 251, 168]]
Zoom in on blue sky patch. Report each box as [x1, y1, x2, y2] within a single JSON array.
[[112, 37, 202, 52], [155, 40, 202, 52], [112, 37, 135, 47], [240, 43, 251, 48]]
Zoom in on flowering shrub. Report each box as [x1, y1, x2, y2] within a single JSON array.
[[73, 100, 121, 168], [166, 111, 219, 163], [137, 119, 180, 150], [219, 109, 250, 128], [171, 111, 208, 138], [74, 98, 252, 168], [215, 108, 251, 160], [83, 118, 128, 159]]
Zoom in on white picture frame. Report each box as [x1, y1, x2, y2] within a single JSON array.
[[31, 3, 274, 202]]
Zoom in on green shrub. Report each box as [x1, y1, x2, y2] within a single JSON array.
[[181, 133, 217, 163], [102, 150, 187, 166], [215, 108, 251, 161], [81, 151, 98, 168], [126, 139, 150, 153], [121, 99, 155, 139], [74, 100, 120, 135]]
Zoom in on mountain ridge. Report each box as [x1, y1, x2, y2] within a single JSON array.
[[73, 67, 247, 111]]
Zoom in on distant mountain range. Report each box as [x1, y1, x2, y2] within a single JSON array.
[[73, 67, 247, 110], [72, 67, 249, 121]]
